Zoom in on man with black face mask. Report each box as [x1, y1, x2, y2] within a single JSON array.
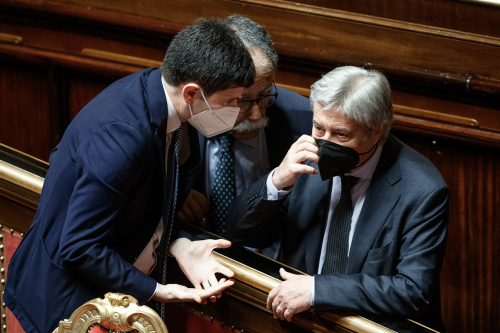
[[226, 66, 449, 331]]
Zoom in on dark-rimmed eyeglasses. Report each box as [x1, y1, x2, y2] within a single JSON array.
[[237, 82, 279, 114]]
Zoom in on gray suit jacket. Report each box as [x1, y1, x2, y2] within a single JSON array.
[[226, 135, 449, 330]]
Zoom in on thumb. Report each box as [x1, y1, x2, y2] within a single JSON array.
[[279, 268, 295, 281], [212, 239, 232, 249]]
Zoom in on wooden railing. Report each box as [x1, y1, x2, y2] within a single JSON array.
[[0, 143, 440, 333]]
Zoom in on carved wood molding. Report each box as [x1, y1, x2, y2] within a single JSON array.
[[234, 0, 500, 47], [2, 0, 500, 96]]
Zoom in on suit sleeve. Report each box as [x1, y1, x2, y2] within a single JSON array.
[[58, 122, 158, 304], [226, 173, 287, 249], [314, 184, 449, 318]]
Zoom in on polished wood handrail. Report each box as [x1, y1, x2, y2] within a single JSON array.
[[81, 48, 162, 69], [0, 32, 24, 45], [1, 143, 396, 332]]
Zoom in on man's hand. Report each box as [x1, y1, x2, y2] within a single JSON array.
[[168, 238, 234, 302], [272, 135, 319, 189], [176, 189, 209, 224], [267, 268, 313, 322], [152, 278, 234, 304]]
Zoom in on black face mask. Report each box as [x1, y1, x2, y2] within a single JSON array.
[[315, 139, 377, 181]]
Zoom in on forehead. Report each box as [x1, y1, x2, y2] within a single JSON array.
[[313, 103, 362, 131], [241, 74, 274, 98], [209, 86, 245, 100]]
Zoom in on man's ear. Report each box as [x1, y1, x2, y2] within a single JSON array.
[[373, 125, 384, 142], [182, 83, 201, 105]]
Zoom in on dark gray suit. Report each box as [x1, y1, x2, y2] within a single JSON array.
[[226, 135, 449, 330]]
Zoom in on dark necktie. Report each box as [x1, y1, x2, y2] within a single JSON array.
[[322, 175, 359, 275], [207, 133, 236, 237], [157, 125, 183, 319]]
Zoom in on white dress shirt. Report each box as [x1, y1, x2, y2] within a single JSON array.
[[204, 129, 270, 200], [133, 76, 181, 276]]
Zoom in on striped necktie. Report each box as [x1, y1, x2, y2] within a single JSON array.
[[157, 125, 183, 319]]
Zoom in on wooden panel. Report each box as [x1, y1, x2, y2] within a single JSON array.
[[392, 129, 500, 333], [66, 71, 116, 121], [279, 0, 500, 37], [0, 60, 55, 161], [0, 1, 498, 332]]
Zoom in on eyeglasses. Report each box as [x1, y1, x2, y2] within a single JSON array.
[[237, 82, 279, 114]]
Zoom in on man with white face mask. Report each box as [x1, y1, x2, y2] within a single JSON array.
[[5, 17, 254, 333], [177, 16, 312, 254]]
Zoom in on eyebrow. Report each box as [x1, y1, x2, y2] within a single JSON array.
[[312, 119, 351, 134]]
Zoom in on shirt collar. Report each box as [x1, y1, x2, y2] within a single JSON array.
[[347, 143, 383, 180], [210, 128, 264, 148], [161, 75, 181, 135]]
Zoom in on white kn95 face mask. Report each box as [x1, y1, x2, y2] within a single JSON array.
[[187, 89, 240, 138]]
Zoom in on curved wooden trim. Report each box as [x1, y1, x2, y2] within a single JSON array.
[[2, 0, 500, 95], [235, 0, 500, 46], [0, 32, 23, 45], [81, 48, 162, 69]]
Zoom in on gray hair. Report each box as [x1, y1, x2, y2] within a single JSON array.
[[310, 66, 393, 142], [223, 15, 278, 73]]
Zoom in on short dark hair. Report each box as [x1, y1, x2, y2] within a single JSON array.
[[161, 18, 255, 96]]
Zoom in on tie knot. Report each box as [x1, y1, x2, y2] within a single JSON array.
[[173, 125, 183, 141], [341, 176, 359, 192], [218, 133, 235, 152]]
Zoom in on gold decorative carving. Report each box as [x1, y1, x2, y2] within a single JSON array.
[[52, 292, 168, 333]]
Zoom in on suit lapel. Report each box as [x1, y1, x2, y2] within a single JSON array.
[[346, 138, 402, 274], [300, 172, 332, 274]]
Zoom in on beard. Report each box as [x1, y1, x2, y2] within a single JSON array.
[[231, 116, 269, 133]]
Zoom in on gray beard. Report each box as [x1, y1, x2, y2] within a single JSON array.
[[231, 116, 269, 133]]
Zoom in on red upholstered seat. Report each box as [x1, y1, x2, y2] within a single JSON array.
[[87, 323, 139, 333]]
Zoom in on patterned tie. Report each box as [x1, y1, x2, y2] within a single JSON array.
[[157, 125, 183, 319], [322, 175, 359, 275], [207, 133, 236, 237]]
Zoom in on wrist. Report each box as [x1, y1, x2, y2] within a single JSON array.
[[168, 238, 191, 258]]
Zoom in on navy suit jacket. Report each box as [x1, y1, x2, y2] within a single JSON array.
[[226, 135, 449, 330], [196, 85, 312, 198], [5, 68, 200, 333]]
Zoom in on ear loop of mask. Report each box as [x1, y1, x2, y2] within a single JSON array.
[[352, 142, 378, 170], [199, 89, 231, 127], [188, 88, 213, 133], [188, 103, 206, 133]]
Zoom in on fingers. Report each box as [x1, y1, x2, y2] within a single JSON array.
[[272, 136, 319, 189], [267, 285, 279, 310], [198, 279, 234, 299], [193, 282, 230, 304], [177, 190, 209, 223], [207, 240, 235, 278]]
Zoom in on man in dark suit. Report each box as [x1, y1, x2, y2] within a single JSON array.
[[226, 66, 449, 331], [5, 18, 256, 333], [176, 16, 312, 256]]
